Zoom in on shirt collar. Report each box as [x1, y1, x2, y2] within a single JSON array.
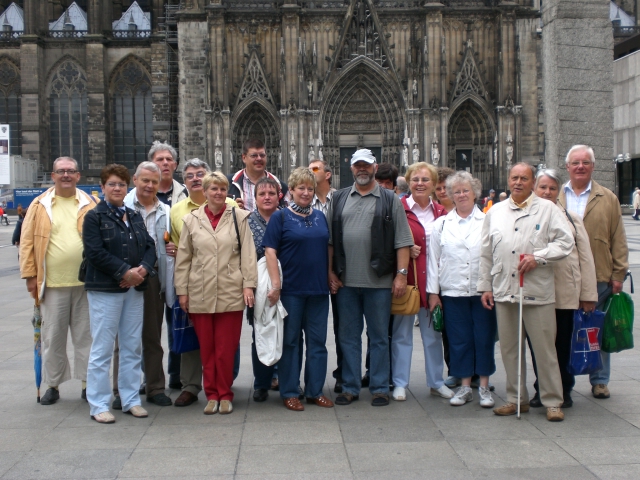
[[564, 180, 592, 196], [349, 182, 381, 197], [509, 192, 534, 209], [186, 196, 202, 208], [406, 195, 432, 211], [312, 190, 333, 205]]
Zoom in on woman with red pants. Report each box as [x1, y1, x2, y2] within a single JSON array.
[[175, 171, 257, 415]]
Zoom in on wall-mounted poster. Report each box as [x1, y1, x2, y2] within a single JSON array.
[[0, 125, 9, 185]]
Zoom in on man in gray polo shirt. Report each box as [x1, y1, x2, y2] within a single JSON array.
[[328, 149, 413, 407]]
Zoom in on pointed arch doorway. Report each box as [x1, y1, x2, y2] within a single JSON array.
[[322, 58, 405, 188], [448, 99, 496, 192]]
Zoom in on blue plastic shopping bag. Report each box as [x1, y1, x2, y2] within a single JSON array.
[[567, 309, 605, 376], [171, 299, 199, 354]]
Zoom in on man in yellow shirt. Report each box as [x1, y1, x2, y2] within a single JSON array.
[[20, 157, 97, 405], [169, 159, 237, 407]]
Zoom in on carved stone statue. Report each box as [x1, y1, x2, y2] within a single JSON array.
[[308, 148, 315, 162], [214, 149, 223, 171], [290, 144, 297, 167], [431, 142, 440, 165], [402, 145, 409, 167], [412, 79, 418, 98], [412, 146, 419, 164]]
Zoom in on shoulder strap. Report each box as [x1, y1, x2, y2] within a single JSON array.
[[232, 207, 242, 263], [564, 208, 578, 245]]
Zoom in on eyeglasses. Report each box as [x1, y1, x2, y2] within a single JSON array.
[[452, 189, 471, 197], [105, 182, 127, 189], [54, 169, 78, 175], [185, 171, 206, 180], [310, 166, 321, 172], [248, 153, 267, 159]]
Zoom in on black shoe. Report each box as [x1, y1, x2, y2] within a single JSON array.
[[81, 388, 87, 401], [371, 393, 389, 407], [298, 386, 305, 400], [335, 393, 359, 405], [112, 395, 122, 410], [253, 388, 269, 402], [40, 387, 60, 405], [147, 393, 173, 406], [389, 384, 395, 391], [562, 394, 573, 408], [530, 393, 542, 408], [139, 383, 146, 395], [334, 379, 343, 393], [361, 374, 370, 387], [168, 382, 182, 390]]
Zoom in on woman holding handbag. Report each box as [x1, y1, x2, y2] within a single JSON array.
[[391, 162, 453, 402], [174, 172, 257, 416], [427, 171, 496, 408]]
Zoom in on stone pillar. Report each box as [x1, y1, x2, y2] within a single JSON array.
[[542, 0, 614, 188], [85, 42, 107, 170], [20, 39, 45, 167]]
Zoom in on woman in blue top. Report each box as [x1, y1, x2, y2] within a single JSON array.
[[263, 167, 332, 412]]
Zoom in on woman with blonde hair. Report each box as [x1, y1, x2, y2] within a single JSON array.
[[175, 171, 257, 416], [263, 167, 332, 411], [391, 161, 452, 402]]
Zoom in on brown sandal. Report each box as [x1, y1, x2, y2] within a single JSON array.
[[306, 395, 334, 408], [283, 397, 304, 411]]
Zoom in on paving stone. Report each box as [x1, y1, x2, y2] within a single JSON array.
[[236, 444, 350, 475], [346, 441, 465, 471], [471, 466, 597, 479], [3, 449, 131, 479], [433, 417, 546, 441], [555, 437, 640, 465], [119, 447, 239, 477], [448, 439, 580, 469], [340, 416, 443, 444], [241, 420, 342, 445], [137, 424, 243, 448], [587, 464, 640, 479]]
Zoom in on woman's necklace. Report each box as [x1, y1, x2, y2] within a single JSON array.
[[289, 202, 311, 215]]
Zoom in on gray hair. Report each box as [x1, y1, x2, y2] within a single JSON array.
[[148, 141, 177, 163], [52, 157, 78, 171], [181, 158, 211, 177], [134, 161, 160, 177], [396, 176, 409, 193], [508, 162, 537, 179], [565, 145, 595, 165], [445, 170, 482, 201], [535, 168, 562, 188]]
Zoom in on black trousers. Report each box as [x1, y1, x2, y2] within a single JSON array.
[[528, 308, 575, 396]]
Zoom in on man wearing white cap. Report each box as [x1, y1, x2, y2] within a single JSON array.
[[327, 149, 413, 407]]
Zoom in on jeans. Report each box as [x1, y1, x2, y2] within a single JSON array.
[[392, 307, 446, 389], [590, 282, 613, 386], [86, 289, 144, 416], [279, 294, 329, 399], [441, 296, 496, 379], [330, 293, 343, 381], [337, 287, 392, 395]]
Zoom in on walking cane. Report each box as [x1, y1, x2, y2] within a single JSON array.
[[517, 254, 524, 419]]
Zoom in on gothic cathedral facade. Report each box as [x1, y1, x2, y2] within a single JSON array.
[[0, 0, 542, 191]]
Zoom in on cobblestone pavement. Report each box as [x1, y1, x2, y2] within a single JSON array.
[[1, 216, 640, 479]]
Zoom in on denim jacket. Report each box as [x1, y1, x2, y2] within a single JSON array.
[[82, 200, 157, 292]]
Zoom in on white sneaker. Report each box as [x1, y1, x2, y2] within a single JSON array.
[[478, 386, 495, 408], [414, 316, 419, 326], [450, 386, 473, 406], [392, 387, 406, 401], [430, 384, 454, 399]]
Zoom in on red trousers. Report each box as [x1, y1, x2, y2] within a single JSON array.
[[190, 311, 243, 401]]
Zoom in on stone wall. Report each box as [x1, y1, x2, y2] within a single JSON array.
[[542, 0, 615, 187], [614, 49, 640, 155]]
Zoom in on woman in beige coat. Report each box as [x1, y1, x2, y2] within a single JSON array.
[[531, 169, 598, 408], [175, 172, 257, 416]]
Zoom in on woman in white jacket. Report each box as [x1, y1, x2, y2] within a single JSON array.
[[427, 171, 497, 408]]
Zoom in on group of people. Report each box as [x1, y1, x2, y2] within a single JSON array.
[[19, 139, 628, 424]]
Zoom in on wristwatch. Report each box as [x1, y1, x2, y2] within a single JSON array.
[[396, 269, 408, 275]]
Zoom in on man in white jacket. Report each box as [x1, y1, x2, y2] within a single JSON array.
[[478, 163, 573, 422]]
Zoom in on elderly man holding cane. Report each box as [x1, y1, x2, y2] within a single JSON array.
[[478, 163, 574, 422]]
